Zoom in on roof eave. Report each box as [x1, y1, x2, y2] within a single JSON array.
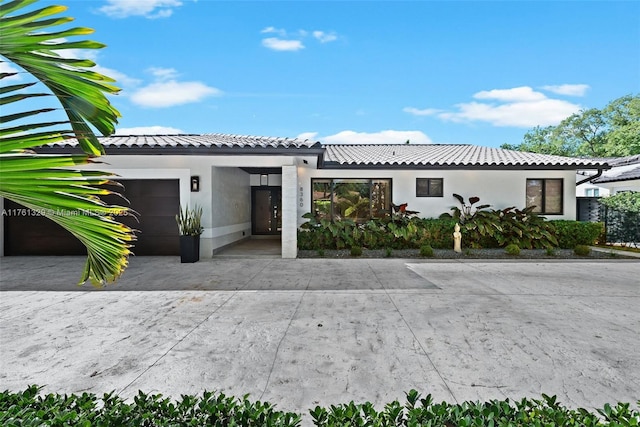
[[321, 162, 610, 170], [34, 145, 326, 156]]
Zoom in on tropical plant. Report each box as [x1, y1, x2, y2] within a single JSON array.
[[0, 0, 135, 285], [441, 193, 491, 223], [176, 205, 204, 236]]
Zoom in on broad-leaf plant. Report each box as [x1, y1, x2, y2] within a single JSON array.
[[0, 0, 136, 285]]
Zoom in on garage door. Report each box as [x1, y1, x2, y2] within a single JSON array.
[[3, 179, 180, 256]]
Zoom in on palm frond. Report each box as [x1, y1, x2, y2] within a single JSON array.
[[0, 0, 136, 286]]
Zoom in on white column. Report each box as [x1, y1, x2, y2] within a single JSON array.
[[281, 165, 298, 258]]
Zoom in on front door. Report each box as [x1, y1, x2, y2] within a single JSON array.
[[252, 187, 282, 235]]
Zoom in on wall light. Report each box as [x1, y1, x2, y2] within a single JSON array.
[[260, 174, 269, 186], [191, 176, 200, 192]]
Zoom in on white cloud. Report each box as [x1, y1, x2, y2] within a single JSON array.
[[403, 107, 442, 116], [93, 65, 141, 88], [414, 86, 583, 128], [261, 26, 287, 37], [313, 30, 337, 43], [261, 37, 305, 51], [147, 67, 179, 81], [261, 27, 338, 51], [541, 84, 590, 96], [131, 80, 221, 107], [115, 126, 183, 135], [296, 132, 319, 140], [321, 130, 433, 145], [439, 98, 580, 127], [473, 86, 547, 102], [99, 0, 183, 19], [0, 62, 22, 81]]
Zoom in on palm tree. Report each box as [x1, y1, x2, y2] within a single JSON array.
[[0, 0, 136, 285]]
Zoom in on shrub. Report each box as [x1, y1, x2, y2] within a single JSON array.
[[317, 248, 325, 257], [5, 386, 637, 427], [546, 247, 556, 256], [441, 196, 557, 249], [350, 246, 363, 257], [297, 214, 455, 251], [309, 391, 640, 426], [384, 247, 392, 257], [419, 245, 434, 257], [0, 386, 301, 426], [550, 220, 604, 248], [574, 244, 591, 256], [504, 244, 520, 255]]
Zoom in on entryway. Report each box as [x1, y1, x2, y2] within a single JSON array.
[[213, 238, 281, 258]]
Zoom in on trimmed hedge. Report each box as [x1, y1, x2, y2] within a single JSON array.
[[549, 220, 605, 249], [1, 386, 638, 426]]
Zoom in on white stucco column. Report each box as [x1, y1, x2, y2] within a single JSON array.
[[281, 165, 298, 258]]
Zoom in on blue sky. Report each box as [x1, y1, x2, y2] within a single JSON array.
[[5, 0, 640, 147]]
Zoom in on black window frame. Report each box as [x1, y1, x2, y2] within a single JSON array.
[[311, 178, 392, 222], [526, 178, 564, 215], [416, 178, 444, 197]]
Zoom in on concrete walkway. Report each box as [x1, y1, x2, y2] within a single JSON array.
[[0, 256, 638, 422]]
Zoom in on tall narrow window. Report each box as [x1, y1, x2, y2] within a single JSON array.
[[416, 178, 443, 197], [526, 178, 563, 214], [311, 178, 392, 222]]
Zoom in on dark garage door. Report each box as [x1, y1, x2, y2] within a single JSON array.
[[3, 179, 180, 255]]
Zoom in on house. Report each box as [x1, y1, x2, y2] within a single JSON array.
[[575, 154, 639, 222], [577, 154, 640, 197], [1, 134, 610, 258]]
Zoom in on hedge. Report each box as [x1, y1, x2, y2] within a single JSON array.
[[1, 386, 638, 426]]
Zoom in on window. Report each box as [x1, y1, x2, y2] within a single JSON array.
[[585, 188, 600, 197], [312, 178, 391, 222], [526, 178, 563, 214], [416, 178, 443, 197]]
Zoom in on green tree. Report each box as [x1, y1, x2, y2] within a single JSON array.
[[502, 94, 640, 157], [0, 0, 135, 285]]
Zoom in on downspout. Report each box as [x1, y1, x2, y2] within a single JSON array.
[[576, 168, 604, 186]]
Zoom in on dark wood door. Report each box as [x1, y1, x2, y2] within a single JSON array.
[[3, 179, 180, 255], [251, 187, 281, 235]]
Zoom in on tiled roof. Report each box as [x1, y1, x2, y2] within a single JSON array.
[[43, 133, 322, 151], [592, 154, 640, 183], [323, 144, 609, 169]]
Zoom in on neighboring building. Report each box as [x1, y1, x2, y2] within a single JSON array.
[[575, 154, 639, 222], [1, 134, 610, 258], [577, 154, 640, 197]]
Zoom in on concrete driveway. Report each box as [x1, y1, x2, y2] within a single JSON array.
[[1, 256, 638, 421]]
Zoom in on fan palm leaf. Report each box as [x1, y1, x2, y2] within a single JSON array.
[[0, 0, 135, 286]]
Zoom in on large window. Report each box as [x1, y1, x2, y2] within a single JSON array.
[[416, 178, 443, 197], [312, 179, 391, 222], [526, 178, 563, 214]]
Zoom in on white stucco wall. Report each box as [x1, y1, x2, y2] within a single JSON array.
[[210, 167, 251, 254], [297, 168, 579, 224]]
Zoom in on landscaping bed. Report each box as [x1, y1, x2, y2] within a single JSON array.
[[298, 247, 636, 259]]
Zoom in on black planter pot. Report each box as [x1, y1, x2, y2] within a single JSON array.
[[180, 235, 200, 263]]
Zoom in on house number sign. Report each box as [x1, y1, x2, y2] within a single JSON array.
[[299, 186, 304, 207]]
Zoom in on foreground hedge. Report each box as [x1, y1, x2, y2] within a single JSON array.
[[1, 386, 638, 426]]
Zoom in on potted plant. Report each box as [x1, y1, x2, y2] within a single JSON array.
[[176, 205, 204, 263]]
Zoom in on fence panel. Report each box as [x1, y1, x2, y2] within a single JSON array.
[[600, 205, 640, 248]]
